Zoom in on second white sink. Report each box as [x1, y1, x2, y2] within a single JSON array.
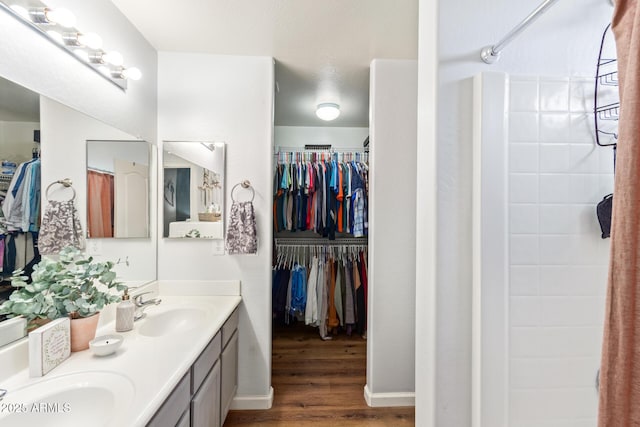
[[138, 308, 207, 337]]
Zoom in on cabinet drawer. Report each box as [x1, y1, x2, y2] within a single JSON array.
[[191, 331, 221, 394], [222, 308, 239, 349], [147, 373, 190, 427]]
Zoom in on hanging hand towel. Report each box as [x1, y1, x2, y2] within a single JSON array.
[[225, 201, 258, 254], [39, 199, 85, 255]]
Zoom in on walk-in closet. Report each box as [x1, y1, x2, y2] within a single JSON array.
[[271, 144, 370, 340], [0, 76, 40, 307]]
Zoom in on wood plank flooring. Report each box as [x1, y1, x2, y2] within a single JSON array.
[[223, 321, 415, 426]]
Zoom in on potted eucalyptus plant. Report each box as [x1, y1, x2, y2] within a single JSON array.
[[0, 246, 127, 351]]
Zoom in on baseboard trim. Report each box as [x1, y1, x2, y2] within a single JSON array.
[[364, 385, 415, 407], [230, 387, 274, 410]]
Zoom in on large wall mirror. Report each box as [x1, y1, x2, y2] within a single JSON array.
[[163, 141, 225, 239], [0, 76, 40, 328], [87, 140, 151, 238]]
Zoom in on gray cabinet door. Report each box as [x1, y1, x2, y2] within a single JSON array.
[[220, 330, 238, 424], [191, 360, 221, 427], [147, 373, 190, 427]]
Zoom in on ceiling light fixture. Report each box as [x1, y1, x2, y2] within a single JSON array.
[[316, 103, 340, 121], [4, 1, 141, 90]]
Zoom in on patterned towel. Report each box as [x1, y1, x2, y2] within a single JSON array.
[[39, 200, 85, 255], [225, 201, 257, 254]]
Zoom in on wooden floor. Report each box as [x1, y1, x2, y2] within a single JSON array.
[[223, 321, 415, 426]]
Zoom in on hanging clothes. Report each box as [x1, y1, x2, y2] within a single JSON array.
[[1, 158, 40, 232], [273, 242, 368, 340], [0, 158, 41, 277], [273, 151, 369, 240]]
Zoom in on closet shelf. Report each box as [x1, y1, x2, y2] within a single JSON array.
[[275, 237, 368, 246]]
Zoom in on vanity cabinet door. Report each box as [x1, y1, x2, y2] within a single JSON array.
[[191, 360, 221, 427], [147, 373, 190, 427], [220, 329, 238, 424], [176, 408, 190, 427]]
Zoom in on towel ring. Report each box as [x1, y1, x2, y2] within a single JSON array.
[[45, 178, 76, 201], [231, 180, 255, 203]]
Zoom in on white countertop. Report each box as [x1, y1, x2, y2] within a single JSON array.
[[0, 293, 242, 426]]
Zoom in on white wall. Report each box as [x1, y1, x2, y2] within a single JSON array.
[[87, 141, 150, 173], [415, 0, 439, 424], [275, 126, 368, 149], [0, 121, 40, 164], [158, 52, 274, 406], [366, 59, 417, 406], [416, 0, 614, 424], [40, 98, 157, 283]]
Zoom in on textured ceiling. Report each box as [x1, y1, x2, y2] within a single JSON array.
[[110, 0, 418, 127]]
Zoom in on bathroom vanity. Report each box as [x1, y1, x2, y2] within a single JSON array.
[[0, 285, 241, 427]]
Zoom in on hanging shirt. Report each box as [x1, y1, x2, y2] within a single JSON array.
[[305, 257, 319, 326]]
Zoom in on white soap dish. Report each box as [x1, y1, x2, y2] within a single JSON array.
[[89, 334, 123, 356]]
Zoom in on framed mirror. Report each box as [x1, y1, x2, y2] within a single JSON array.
[[162, 141, 225, 239], [86, 140, 151, 238]]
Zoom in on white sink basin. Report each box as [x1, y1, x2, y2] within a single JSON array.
[[0, 371, 135, 427], [138, 308, 207, 337]]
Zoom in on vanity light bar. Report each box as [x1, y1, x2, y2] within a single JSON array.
[[1, 0, 142, 90]]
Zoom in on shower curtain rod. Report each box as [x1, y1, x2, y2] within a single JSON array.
[[480, 0, 560, 64]]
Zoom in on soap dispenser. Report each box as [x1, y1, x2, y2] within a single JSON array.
[[115, 288, 135, 332]]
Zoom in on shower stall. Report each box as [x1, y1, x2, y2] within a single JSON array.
[[472, 71, 615, 426]]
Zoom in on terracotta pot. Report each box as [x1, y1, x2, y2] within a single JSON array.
[[69, 312, 100, 352]]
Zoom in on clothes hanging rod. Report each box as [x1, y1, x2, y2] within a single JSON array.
[[275, 146, 368, 153], [275, 237, 368, 246], [480, 0, 560, 64]]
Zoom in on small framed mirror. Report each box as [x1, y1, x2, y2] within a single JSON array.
[[162, 141, 225, 239], [86, 140, 151, 238]]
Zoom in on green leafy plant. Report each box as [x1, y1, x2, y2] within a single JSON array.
[[0, 246, 127, 324]]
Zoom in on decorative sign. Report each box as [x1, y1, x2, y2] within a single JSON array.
[[28, 317, 71, 377]]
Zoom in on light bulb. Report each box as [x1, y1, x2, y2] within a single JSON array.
[[77, 32, 102, 50], [122, 67, 142, 81], [103, 51, 124, 66], [9, 5, 29, 20], [46, 30, 64, 44], [316, 103, 340, 121], [73, 49, 89, 62], [44, 8, 76, 28]]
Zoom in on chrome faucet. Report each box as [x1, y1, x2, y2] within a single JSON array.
[[133, 291, 162, 321]]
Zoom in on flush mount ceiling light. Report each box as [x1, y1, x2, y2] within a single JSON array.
[[3, 1, 141, 90], [316, 103, 341, 121]]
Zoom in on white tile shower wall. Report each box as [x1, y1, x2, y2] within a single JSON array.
[[508, 76, 613, 426]]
